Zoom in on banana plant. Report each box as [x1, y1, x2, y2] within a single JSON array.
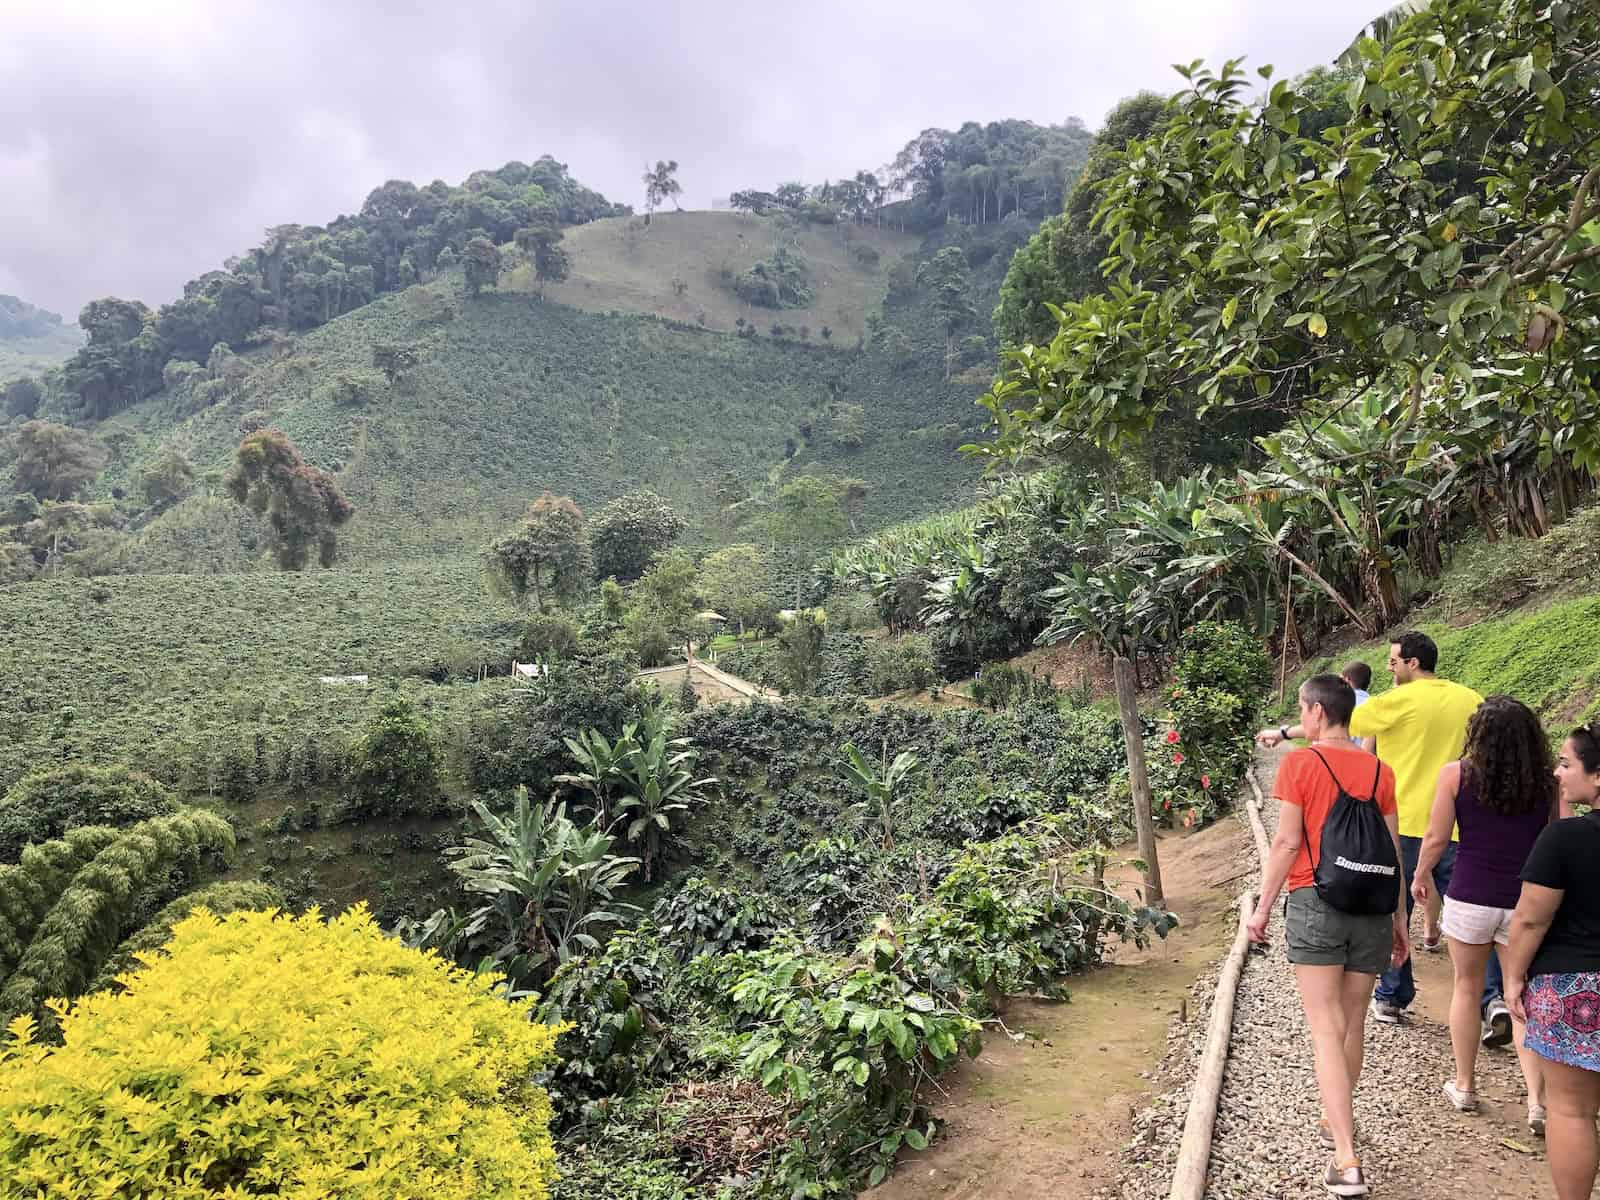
[[616, 731, 717, 883], [840, 741, 922, 850], [442, 788, 640, 985], [556, 726, 639, 830]]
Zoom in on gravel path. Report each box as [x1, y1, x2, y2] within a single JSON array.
[[1109, 751, 1555, 1200]]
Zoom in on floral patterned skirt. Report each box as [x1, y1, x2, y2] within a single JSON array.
[[1526, 972, 1600, 1071]]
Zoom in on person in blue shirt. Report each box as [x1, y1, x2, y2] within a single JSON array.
[[1341, 661, 1373, 709]]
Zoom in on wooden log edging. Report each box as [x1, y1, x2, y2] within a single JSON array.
[[1165, 768, 1274, 1200]]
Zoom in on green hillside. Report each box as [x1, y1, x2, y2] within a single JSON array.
[[0, 294, 82, 385], [524, 210, 918, 340], [0, 561, 519, 791], [84, 269, 982, 569]]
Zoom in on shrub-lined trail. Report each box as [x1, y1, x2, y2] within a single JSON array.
[[866, 817, 1251, 1199], [1117, 746, 1556, 1200]]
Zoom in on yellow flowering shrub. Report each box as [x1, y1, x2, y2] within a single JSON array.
[[0, 905, 565, 1199]]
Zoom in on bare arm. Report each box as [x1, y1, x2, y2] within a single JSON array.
[[1504, 881, 1563, 1020], [1412, 762, 1459, 903], [1247, 800, 1304, 941], [1385, 809, 1410, 966], [1256, 722, 1306, 749]]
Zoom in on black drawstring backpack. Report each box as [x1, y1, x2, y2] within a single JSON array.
[[1308, 749, 1400, 915]]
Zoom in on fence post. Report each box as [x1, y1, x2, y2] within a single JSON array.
[[1114, 655, 1164, 908]]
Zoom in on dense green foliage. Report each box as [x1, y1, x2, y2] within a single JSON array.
[[992, 92, 1171, 349], [0, 563, 522, 792], [11, 420, 104, 501], [346, 698, 443, 819], [980, 0, 1600, 476], [735, 118, 1094, 234], [0, 764, 180, 863], [411, 690, 1173, 1195], [64, 291, 982, 569], [485, 492, 593, 611], [0, 810, 234, 1024], [590, 490, 685, 583], [224, 427, 354, 569]]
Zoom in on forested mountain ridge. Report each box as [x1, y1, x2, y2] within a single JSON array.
[[3, 119, 1094, 576], [0, 295, 82, 385]]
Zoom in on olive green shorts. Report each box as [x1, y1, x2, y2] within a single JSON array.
[[1284, 888, 1392, 975]]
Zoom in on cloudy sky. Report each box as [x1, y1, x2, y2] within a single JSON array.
[[0, 0, 1378, 319]]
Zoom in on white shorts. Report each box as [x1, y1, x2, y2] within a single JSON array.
[[1441, 896, 1514, 946]]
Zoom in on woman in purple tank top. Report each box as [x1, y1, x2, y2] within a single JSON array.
[[1413, 696, 1565, 1134]]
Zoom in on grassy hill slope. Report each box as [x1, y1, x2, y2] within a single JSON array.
[[0, 329, 82, 385], [0, 294, 82, 385], [90, 268, 983, 568], [522, 210, 918, 341], [1292, 506, 1600, 728]]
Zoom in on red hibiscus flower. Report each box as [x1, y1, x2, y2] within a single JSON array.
[[1201, 774, 1211, 789], [1165, 730, 1181, 744], [1172, 752, 1185, 765]]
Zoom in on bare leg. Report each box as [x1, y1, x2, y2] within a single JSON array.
[[1447, 937, 1492, 1093], [1342, 968, 1376, 1091], [1296, 963, 1365, 1164], [1514, 1014, 1545, 1112], [1543, 1058, 1600, 1199]]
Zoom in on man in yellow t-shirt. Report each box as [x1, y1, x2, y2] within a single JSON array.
[[1348, 632, 1482, 1022]]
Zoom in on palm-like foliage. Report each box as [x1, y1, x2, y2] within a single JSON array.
[[840, 741, 922, 850], [444, 788, 639, 984], [556, 726, 638, 830], [618, 731, 717, 882]]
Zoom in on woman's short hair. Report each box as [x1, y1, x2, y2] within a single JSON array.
[[1301, 674, 1356, 727]]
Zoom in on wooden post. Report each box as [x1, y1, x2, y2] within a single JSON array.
[[1113, 655, 1164, 908], [1277, 561, 1294, 708]]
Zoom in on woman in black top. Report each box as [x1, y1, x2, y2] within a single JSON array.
[[1505, 722, 1600, 1200]]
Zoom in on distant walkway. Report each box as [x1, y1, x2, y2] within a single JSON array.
[[634, 653, 782, 703]]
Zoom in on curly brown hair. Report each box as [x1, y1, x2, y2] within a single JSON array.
[[1463, 695, 1557, 816]]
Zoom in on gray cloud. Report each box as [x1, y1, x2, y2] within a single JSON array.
[[0, 0, 1377, 319]]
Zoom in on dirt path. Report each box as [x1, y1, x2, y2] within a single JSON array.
[[865, 817, 1251, 1200], [1204, 746, 1556, 1200]]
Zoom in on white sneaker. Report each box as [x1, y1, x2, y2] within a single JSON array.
[[1530, 1104, 1547, 1138], [1370, 997, 1402, 1024], [1443, 1079, 1478, 1112], [1482, 998, 1513, 1047]]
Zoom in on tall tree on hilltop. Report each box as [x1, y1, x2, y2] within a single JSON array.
[[485, 492, 593, 612], [224, 429, 353, 569], [641, 161, 682, 227], [461, 237, 503, 298], [589, 490, 686, 583], [13, 421, 106, 502], [917, 248, 976, 380]]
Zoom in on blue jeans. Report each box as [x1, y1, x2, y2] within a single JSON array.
[[1376, 836, 1503, 1012]]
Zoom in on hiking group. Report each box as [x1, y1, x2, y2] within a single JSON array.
[[1250, 632, 1600, 1198]]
